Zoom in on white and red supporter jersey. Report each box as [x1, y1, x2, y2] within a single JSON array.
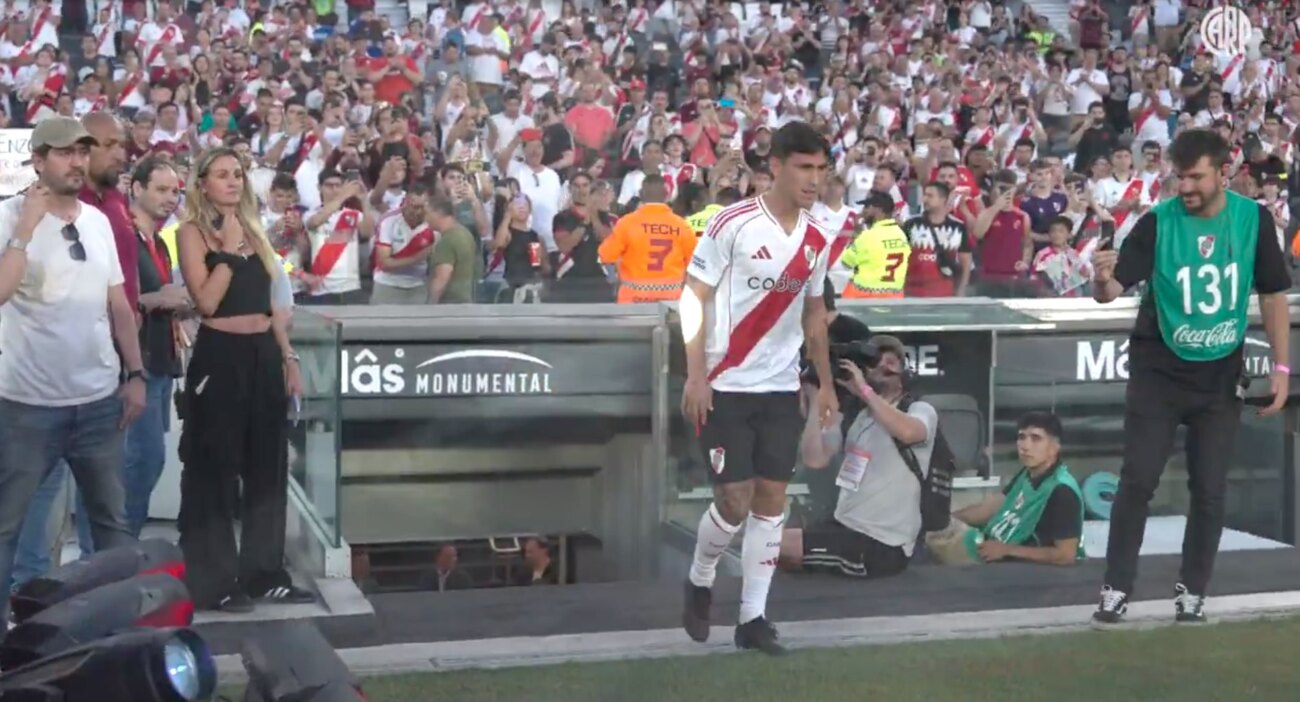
[[307, 208, 363, 295], [372, 209, 436, 289], [687, 197, 831, 394], [810, 202, 859, 294]]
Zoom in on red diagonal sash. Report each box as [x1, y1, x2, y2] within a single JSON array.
[[29, 6, 50, 41], [117, 71, 142, 106], [312, 209, 359, 276], [1220, 54, 1243, 81], [1003, 123, 1033, 167], [391, 223, 435, 259], [26, 66, 64, 123], [1111, 178, 1145, 228], [96, 19, 115, 52], [144, 24, 177, 66], [1134, 100, 1157, 134], [1130, 7, 1147, 34], [708, 223, 826, 382]]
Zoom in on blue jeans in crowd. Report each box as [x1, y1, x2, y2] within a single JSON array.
[[19, 376, 174, 568], [0, 395, 134, 618], [10, 461, 71, 592]]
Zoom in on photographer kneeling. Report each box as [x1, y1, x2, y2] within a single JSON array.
[[780, 336, 937, 578]]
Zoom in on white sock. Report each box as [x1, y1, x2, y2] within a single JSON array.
[[688, 503, 741, 588], [738, 512, 784, 624]]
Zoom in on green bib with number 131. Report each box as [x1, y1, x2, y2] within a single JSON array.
[[1149, 191, 1258, 362]]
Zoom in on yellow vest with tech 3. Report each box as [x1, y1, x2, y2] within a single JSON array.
[[840, 219, 911, 298]]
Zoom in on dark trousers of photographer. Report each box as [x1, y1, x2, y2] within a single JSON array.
[[177, 327, 292, 607], [1103, 368, 1241, 596]]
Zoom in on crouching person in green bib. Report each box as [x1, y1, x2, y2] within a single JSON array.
[[950, 412, 1084, 566], [1090, 129, 1292, 628]]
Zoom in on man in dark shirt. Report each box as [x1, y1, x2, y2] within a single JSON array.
[[550, 171, 616, 302], [1178, 52, 1215, 116], [124, 157, 189, 537], [536, 94, 574, 177], [1091, 129, 1292, 627], [1071, 102, 1119, 175]]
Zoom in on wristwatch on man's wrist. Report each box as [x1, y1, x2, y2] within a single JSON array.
[[126, 369, 146, 383], [5, 238, 29, 252]]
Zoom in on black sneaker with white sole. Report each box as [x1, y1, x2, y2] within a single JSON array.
[[682, 580, 712, 642], [251, 584, 315, 604], [734, 616, 787, 656], [1091, 586, 1129, 627], [1174, 583, 1207, 624]]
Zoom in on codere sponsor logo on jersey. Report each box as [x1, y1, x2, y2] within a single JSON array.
[[747, 273, 808, 292]]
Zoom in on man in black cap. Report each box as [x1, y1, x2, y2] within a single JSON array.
[[0, 117, 146, 618], [839, 190, 912, 299]]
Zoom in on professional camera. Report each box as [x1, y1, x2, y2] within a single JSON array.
[[802, 339, 882, 387]]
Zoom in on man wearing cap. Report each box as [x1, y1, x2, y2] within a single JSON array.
[[0, 117, 146, 616], [839, 191, 912, 298]]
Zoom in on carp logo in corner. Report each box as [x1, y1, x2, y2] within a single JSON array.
[[1199, 6, 1252, 56], [709, 447, 726, 474]]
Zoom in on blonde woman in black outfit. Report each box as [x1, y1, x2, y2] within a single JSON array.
[[176, 147, 312, 612]]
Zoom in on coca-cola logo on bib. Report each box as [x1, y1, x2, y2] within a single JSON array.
[[1172, 320, 1239, 349]]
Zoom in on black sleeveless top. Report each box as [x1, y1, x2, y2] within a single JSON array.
[[205, 250, 272, 318]]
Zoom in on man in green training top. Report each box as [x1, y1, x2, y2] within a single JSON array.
[[952, 411, 1084, 566], [1090, 129, 1292, 627]]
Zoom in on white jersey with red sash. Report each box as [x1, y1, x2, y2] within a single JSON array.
[[1217, 53, 1245, 96], [811, 203, 859, 294], [965, 124, 995, 154], [997, 120, 1037, 168], [29, 3, 58, 50], [25, 64, 65, 124], [373, 209, 436, 289], [117, 69, 146, 109], [139, 21, 183, 67], [627, 6, 649, 33], [308, 208, 363, 295], [1100, 175, 1149, 249]]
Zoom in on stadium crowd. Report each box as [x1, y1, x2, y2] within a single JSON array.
[[1, 0, 1296, 304]]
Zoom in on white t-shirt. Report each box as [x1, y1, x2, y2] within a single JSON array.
[[686, 197, 831, 394], [509, 161, 563, 252], [0, 198, 125, 406], [1066, 68, 1108, 115], [464, 29, 508, 86]]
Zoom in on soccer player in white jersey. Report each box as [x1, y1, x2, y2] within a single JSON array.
[[680, 121, 839, 655]]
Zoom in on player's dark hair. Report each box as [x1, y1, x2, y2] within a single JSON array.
[[1018, 411, 1064, 441], [1168, 129, 1230, 172], [716, 187, 742, 206], [770, 121, 830, 161]]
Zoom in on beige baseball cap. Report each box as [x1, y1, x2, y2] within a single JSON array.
[[31, 116, 95, 151]]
